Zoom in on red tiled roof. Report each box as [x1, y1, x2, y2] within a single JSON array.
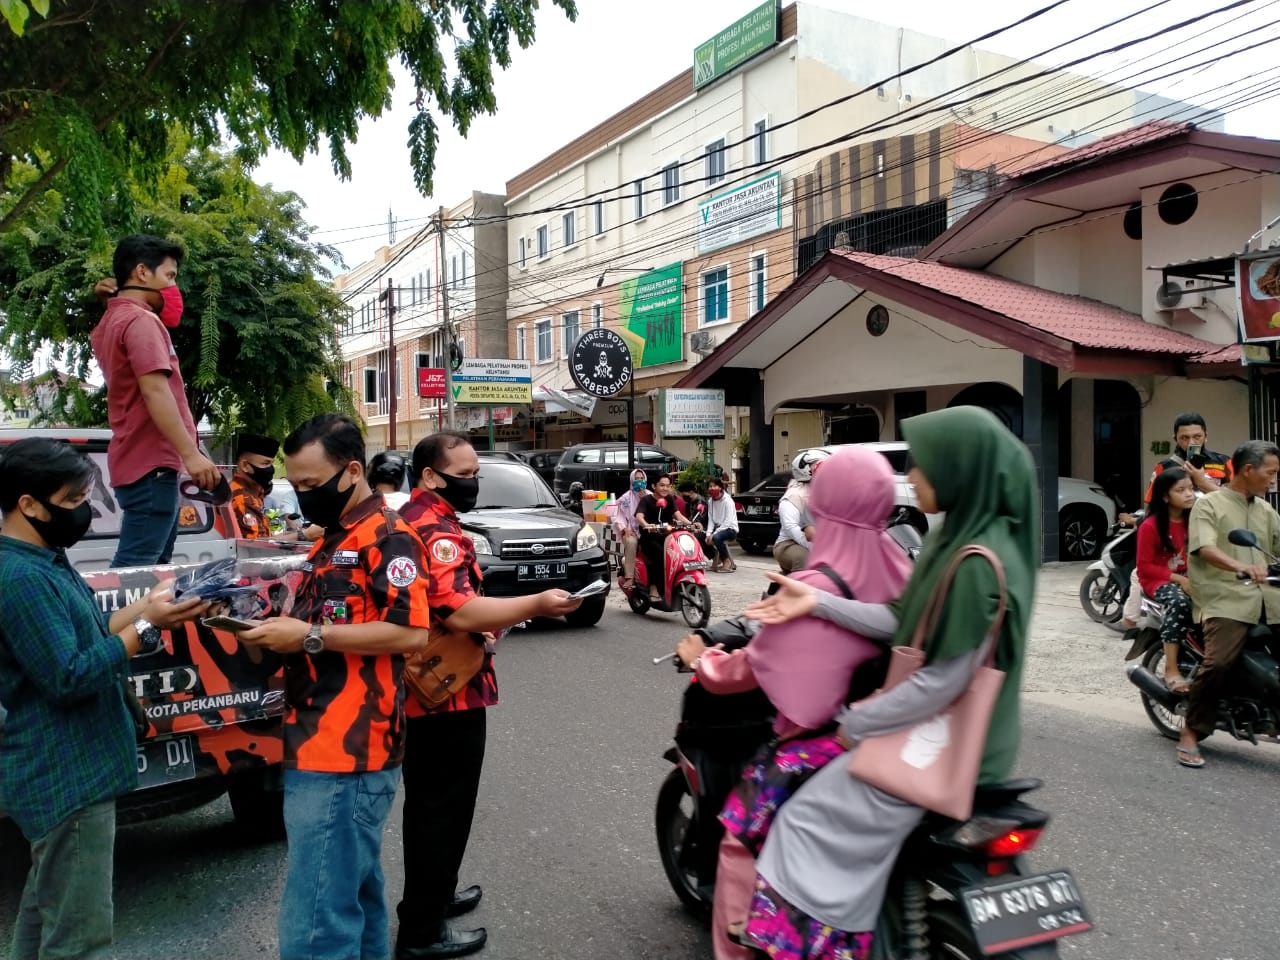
[[1011, 120, 1193, 179], [1191, 342, 1242, 365], [834, 251, 1232, 356]]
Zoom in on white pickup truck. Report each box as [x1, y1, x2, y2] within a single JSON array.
[[0, 428, 302, 844]]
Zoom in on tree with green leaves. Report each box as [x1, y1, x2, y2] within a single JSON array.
[[0, 0, 577, 236], [0, 139, 355, 438]]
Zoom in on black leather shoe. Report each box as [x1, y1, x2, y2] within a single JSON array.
[[447, 884, 483, 918], [396, 926, 487, 960]]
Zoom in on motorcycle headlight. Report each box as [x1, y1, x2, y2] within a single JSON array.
[[677, 533, 698, 558], [575, 524, 598, 552], [464, 531, 493, 555]]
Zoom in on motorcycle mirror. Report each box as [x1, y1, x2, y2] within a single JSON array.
[[1228, 528, 1260, 549]]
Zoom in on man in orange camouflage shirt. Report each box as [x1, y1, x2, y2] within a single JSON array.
[[393, 431, 580, 960], [240, 414, 432, 960]]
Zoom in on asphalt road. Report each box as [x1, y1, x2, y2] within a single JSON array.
[[3, 575, 1279, 960]]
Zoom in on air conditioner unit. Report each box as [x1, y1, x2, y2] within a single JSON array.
[[1155, 280, 1207, 310], [689, 330, 716, 355]]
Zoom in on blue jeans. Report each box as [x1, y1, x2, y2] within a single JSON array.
[[709, 527, 737, 561], [279, 767, 402, 960], [111, 468, 180, 567], [11, 800, 116, 960]]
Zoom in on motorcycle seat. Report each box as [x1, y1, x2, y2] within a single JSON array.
[[972, 778, 1042, 805]]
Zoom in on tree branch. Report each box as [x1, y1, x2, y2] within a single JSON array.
[[0, 15, 187, 232]]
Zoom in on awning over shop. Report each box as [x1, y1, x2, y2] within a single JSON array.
[[532, 386, 596, 418]]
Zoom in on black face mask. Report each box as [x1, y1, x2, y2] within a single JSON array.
[[27, 499, 93, 549], [245, 464, 275, 492], [435, 471, 480, 514], [297, 467, 356, 531]]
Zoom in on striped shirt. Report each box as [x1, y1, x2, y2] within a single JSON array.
[[284, 494, 432, 772], [0, 535, 136, 840]]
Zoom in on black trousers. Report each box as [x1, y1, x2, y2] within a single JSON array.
[[396, 707, 488, 945]]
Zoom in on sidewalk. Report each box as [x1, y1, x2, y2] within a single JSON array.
[[605, 545, 1137, 717]]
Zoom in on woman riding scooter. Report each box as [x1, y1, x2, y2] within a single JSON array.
[[674, 446, 913, 960], [636, 474, 690, 602], [740, 406, 1037, 959]]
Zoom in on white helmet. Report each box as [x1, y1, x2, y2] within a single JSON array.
[[791, 448, 830, 482]]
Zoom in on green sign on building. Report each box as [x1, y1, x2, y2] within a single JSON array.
[[694, 0, 780, 90], [618, 262, 684, 369]]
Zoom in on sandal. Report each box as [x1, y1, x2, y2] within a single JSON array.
[[1164, 675, 1191, 695], [727, 921, 748, 946], [1177, 745, 1205, 769]]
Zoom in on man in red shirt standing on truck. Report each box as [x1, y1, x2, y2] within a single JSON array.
[[90, 234, 221, 568]]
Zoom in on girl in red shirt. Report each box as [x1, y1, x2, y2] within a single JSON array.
[[1136, 467, 1196, 693]]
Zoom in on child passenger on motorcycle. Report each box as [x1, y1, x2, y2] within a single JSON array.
[[1136, 467, 1196, 693], [674, 446, 913, 960]]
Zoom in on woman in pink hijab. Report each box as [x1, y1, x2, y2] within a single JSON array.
[[674, 446, 913, 959]]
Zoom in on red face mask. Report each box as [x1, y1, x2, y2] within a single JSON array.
[[157, 284, 184, 328], [709, 489, 723, 500], [120, 283, 184, 328]]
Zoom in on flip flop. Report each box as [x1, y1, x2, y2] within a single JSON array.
[[1177, 746, 1205, 769]]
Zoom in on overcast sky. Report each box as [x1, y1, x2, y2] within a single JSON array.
[[251, 0, 1280, 268]]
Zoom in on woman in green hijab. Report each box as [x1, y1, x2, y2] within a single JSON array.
[[737, 406, 1039, 959]]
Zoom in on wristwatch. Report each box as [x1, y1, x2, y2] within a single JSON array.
[[303, 622, 325, 655], [133, 616, 162, 655]]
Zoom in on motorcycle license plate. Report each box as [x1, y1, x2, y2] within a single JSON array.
[[960, 870, 1091, 955], [136, 735, 197, 791], [683, 561, 709, 571], [517, 561, 568, 582]]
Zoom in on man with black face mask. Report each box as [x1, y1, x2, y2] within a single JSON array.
[[218, 433, 280, 540], [393, 431, 581, 959], [238, 414, 434, 960], [0, 438, 208, 960]]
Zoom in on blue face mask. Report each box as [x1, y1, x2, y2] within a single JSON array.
[[631, 479, 647, 493]]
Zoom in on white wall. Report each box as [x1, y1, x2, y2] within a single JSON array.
[[1140, 376, 1249, 466], [763, 295, 1022, 415]]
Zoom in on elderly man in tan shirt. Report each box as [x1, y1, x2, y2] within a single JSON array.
[[1179, 440, 1280, 769]]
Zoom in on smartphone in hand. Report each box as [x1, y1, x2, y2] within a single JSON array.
[[201, 615, 259, 632]]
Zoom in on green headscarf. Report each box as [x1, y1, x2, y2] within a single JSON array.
[[893, 405, 1040, 782]]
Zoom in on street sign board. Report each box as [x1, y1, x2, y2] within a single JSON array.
[[697, 172, 781, 254], [451, 358, 533, 404], [617, 262, 683, 368], [417, 367, 447, 399], [1237, 252, 1280, 343], [568, 328, 634, 398], [659, 388, 727, 438], [694, 0, 780, 90]]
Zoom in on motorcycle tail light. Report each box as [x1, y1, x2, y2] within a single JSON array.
[[983, 827, 1044, 858]]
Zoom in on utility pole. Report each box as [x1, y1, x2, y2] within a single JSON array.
[[381, 277, 397, 450], [437, 207, 456, 430]]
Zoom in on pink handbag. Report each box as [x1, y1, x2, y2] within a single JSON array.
[[846, 545, 1008, 821]]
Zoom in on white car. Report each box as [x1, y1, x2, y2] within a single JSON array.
[[802, 443, 1117, 561]]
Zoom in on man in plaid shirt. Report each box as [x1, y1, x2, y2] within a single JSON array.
[[0, 438, 206, 959]]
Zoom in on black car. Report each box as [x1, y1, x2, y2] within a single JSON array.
[[514, 448, 562, 485], [734, 470, 792, 554], [461, 457, 610, 627], [553, 442, 686, 498]]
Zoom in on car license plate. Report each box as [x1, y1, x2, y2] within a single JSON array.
[[517, 561, 568, 582], [961, 870, 1091, 955], [746, 505, 771, 515], [136, 735, 197, 791]]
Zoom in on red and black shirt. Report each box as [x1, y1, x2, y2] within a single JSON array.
[[215, 472, 269, 540], [285, 493, 432, 772], [400, 487, 499, 716]]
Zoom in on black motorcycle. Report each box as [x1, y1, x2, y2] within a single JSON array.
[[1125, 528, 1280, 745], [656, 659, 1089, 957]]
